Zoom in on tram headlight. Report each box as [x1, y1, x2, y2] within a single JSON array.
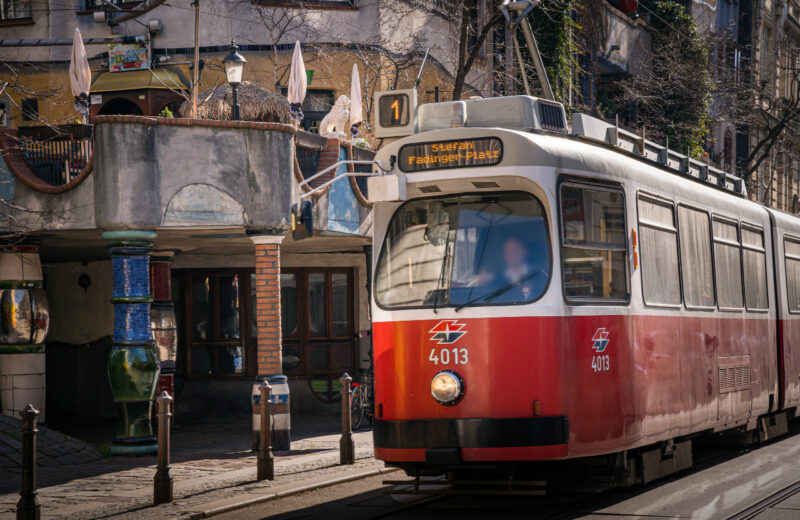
[[430, 370, 464, 405]]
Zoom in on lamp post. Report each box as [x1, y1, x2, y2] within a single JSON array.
[[223, 39, 246, 121]]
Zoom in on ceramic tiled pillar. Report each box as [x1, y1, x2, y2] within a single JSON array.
[[0, 245, 49, 422], [150, 252, 177, 421], [103, 230, 160, 455]]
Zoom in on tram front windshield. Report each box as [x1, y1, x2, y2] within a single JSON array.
[[375, 192, 550, 309]]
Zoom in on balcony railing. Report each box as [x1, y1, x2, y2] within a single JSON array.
[[295, 130, 327, 181], [254, 0, 357, 6], [16, 125, 93, 187], [84, 0, 143, 9]]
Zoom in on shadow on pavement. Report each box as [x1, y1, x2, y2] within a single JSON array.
[[0, 411, 366, 494]]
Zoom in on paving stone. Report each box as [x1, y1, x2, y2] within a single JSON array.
[[0, 414, 375, 519], [0, 435, 22, 451]]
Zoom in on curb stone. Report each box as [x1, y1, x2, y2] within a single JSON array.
[[190, 466, 401, 519]]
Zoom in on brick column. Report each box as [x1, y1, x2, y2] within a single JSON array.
[[254, 237, 282, 374], [250, 234, 290, 450]]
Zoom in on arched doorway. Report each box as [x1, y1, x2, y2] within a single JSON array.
[[98, 98, 143, 116]]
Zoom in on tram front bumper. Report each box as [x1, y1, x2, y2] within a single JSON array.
[[373, 416, 569, 451]]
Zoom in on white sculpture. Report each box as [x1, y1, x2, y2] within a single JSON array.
[[318, 95, 351, 140]]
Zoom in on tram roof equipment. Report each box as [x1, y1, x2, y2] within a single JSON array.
[[571, 112, 746, 198], [305, 93, 746, 205]]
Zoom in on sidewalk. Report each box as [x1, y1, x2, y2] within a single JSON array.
[[0, 414, 386, 519]]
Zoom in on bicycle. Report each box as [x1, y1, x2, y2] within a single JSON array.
[[350, 368, 374, 431]]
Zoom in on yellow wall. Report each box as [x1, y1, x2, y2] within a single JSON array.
[[2, 63, 78, 128], [4, 47, 460, 137]]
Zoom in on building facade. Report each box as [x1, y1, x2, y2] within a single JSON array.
[[0, 0, 492, 132], [0, 0, 452, 449]]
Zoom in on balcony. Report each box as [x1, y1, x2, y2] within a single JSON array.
[[293, 131, 374, 238], [0, 116, 373, 245]]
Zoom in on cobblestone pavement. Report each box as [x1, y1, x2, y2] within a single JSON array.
[[0, 414, 103, 474], [0, 414, 379, 519]]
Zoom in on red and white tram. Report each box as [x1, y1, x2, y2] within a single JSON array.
[[364, 92, 800, 485]]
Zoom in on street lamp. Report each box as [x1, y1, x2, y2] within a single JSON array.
[[223, 39, 247, 121]]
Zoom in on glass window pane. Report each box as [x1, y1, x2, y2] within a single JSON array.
[[744, 248, 769, 310], [638, 197, 675, 227], [678, 206, 715, 308], [560, 185, 628, 302], [281, 273, 299, 338], [331, 273, 349, 337], [639, 198, 681, 306], [310, 376, 331, 399], [742, 226, 765, 249], [171, 276, 181, 303], [329, 343, 353, 376], [308, 273, 327, 337], [714, 243, 744, 309], [787, 256, 800, 312], [217, 345, 244, 374], [282, 344, 301, 372], [563, 248, 628, 299], [218, 274, 240, 340], [190, 346, 214, 375], [561, 185, 626, 247], [713, 219, 738, 242], [375, 192, 551, 309], [309, 344, 329, 371], [191, 275, 211, 341], [787, 239, 800, 259]]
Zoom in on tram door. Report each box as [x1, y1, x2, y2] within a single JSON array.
[[280, 268, 356, 401]]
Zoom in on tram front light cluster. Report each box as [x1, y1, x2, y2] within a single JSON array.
[[430, 370, 464, 405]]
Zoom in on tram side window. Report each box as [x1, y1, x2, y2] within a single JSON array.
[[712, 218, 744, 310], [678, 206, 715, 308], [785, 238, 800, 312], [742, 225, 769, 311], [559, 183, 629, 302], [637, 196, 681, 306]]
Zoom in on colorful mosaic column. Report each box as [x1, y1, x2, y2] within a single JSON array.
[[150, 252, 177, 422], [0, 246, 49, 422], [103, 230, 160, 455]]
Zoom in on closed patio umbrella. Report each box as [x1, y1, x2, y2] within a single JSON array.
[[350, 63, 363, 137], [287, 41, 307, 123], [70, 27, 91, 120]]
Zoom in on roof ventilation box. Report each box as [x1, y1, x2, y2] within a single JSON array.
[[417, 96, 568, 133]]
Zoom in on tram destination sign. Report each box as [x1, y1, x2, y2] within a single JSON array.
[[398, 137, 503, 173]]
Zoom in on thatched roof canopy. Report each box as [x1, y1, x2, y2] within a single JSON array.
[[180, 81, 292, 124]]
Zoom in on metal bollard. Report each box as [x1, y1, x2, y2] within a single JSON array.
[[339, 373, 355, 465], [257, 382, 274, 481], [153, 392, 174, 505], [16, 404, 40, 520]]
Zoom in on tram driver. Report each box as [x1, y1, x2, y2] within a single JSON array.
[[474, 236, 543, 301]]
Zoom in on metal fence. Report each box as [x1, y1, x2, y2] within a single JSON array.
[[17, 125, 94, 187], [351, 146, 373, 198], [295, 130, 327, 180], [84, 0, 143, 8], [255, 0, 356, 6], [296, 146, 321, 179]]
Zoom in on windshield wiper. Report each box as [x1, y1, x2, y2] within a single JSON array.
[[432, 236, 451, 314], [455, 271, 542, 312]]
